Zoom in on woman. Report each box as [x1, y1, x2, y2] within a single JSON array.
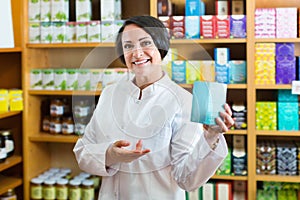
[[73, 15, 234, 200]]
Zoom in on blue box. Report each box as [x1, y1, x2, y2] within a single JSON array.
[[277, 90, 298, 102], [278, 102, 299, 130], [185, 16, 200, 39], [171, 60, 186, 83], [229, 60, 246, 83], [185, 0, 205, 16], [191, 81, 227, 125], [214, 48, 230, 83]]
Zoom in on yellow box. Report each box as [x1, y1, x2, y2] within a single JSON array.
[[0, 89, 9, 112], [9, 89, 23, 111]]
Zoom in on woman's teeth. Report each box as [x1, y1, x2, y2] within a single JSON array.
[[134, 59, 149, 65]]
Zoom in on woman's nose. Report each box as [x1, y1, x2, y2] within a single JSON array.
[[132, 46, 144, 58]]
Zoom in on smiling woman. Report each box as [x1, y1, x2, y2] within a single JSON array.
[[73, 15, 234, 200]]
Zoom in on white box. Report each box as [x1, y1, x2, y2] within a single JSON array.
[[51, 0, 69, 22], [101, 21, 114, 42], [54, 69, 67, 90], [29, 22, 41, 44], [28, 0, 41, 22], [52, 22, 66, 43], [30, 69, 43, 90], [65, 22, 76, 43], [76, 0, 91, 22], [87, 21, 101, 43], [40, 22, 53, 43], [40, 0, 51, 22], [76, 22, 88, 43], [101, 0, 121, 21], [42, 69, 55, 90]]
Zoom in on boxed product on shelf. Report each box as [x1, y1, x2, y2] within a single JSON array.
[[66, 69, 78, 90], [101, 21, 114, 42], [214, 48, 230, 83], [231, 103, 247, 130], [256, 140, 276, 175], [29, 22, 41, 43], [52, 22, 66, 43], [170, 16, 185, 39], [231, 0, 244, 15], [215, 0, 229, 15], [200, 15, 216, 38], [232, 135, 247, 176], [191, 81, 227, 125], [255, 8, 276, 38], [158, 16, 171, 38], [28, 0, 41, 22], [0, 90, 9, 112], [42, 69, 55, 90], [54, 69, 67, 90], [9, 90, 23, 111], [255, 102, 277, 130], [278, 90, 298, 102], [40, 22, 53, 43], [100, 0, 122, 21], [87, 21, 101, 43], [233, 181, 247, 200], [229, 60, 246, 83], [51, 0, 69, 22], [171, 60, 186, 83], [277, 102, 298, 130], [40, 0, 51, 22], [276, 8, 297, 38], [185, 0, 205, 16], [76, 0, 92, 22], [65, 22, 76, 43], [30, 69, 43, 90], [90, 69, 103, 90], [199, 60, 215, 81], [76, 22, 88, 43], [185, 16, 200, 39], [230, 15, 246, 38], [275, 43, 296, 84], [276, 141, 298, 176], [215, 15, 230, 38], [186, 60, 200, 84], [77, 69, 91, 90], [216, 147, 231, 175]]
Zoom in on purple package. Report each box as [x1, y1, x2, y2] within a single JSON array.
[[276, 60, 296, 84], [276, 43, 294, 59], [230, 15, 246, 38]]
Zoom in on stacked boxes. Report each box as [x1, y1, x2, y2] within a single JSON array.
[[277, 90, 298, 131], [255, 43, 276, 85], [232, 135, 247, 176], [276, 141, 298, 175], [214, 48, 230, 83], [256, 140, 276, 175], [255, 8, 276, 38], [276, 8, 297, 38], [256, 102, 277, 130], [275, 43, 296, 84]]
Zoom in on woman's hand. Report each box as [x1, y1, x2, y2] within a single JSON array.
[[106, 139, 151, 167], [203, 103, 234, 149]]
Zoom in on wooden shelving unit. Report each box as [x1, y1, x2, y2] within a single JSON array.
[[20, 0, 300, 199], [0, 0, 24, 197]]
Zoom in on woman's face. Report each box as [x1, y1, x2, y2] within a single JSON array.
[[121, 24, 162, 80]]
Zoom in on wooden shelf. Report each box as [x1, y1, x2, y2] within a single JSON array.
[[256, 130, 300, 137], [0, 47, 22, 53], [0, 111, 22, 119], [227, 130, 247, 135], [212, 175, 248, 181], [29, 133, 79, 143], [255, 84, 291, 89], [255, 38, 300, 43], [27, 43, 115, 48], [0, 156, 22, 172], [171, 38, 247, 44], [256, 175, 300, 183], [28, 90, 101, 96], [0, 176, 22, 195], [179, 84, 247, 89]]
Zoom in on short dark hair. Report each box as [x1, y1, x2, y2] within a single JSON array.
[[116, 15, 170, 64]]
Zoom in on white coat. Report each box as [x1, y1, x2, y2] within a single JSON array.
[[73, 74, 228, 200]]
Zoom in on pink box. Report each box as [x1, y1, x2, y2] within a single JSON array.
[[215, 15, 230, 38], [255, 8, 276, 38], [200, 15, 216, 38], [276, 8, 297, 38], [171, 16, 185, 39]]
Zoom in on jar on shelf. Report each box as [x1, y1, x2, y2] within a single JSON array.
[[43, 179, 56, 200], [50, 98, 64, 117], [74, 118, 86, 136], [62, 116, 74, 135], [42, 115, 51, 132], [49, 117, 62, 134], [73, 100, 90, 118], [56, 178, 69, 200], [0, 188, 17, 200], [30, 177, 44, 200], [68, 179, 81, 200], [0, 130, 15, 157], [81, 179, 95, 200], [0, 134, 7, 163]]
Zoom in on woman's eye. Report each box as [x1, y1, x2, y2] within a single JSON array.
[[141, 40, 152, 47], [124, 44, 133, 50]]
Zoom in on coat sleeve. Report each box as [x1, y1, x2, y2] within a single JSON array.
[[73, 86, 120, 177], [169, 93, 228, 192]]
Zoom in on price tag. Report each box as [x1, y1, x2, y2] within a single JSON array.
[[291, 81, 300, 95]]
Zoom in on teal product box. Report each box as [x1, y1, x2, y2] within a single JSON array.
[[214, 48, 230, 83], [278, 102, 299, 130], [185, 16, 200, 39], [229, 60, 246, 83], [191, 81, 227, 125], [277, 90, 298, 102], [171, 60, 186, 84], [186, 0, 203, 16]]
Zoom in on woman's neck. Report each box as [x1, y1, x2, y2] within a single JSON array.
[[135, 71, 164, 89]]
